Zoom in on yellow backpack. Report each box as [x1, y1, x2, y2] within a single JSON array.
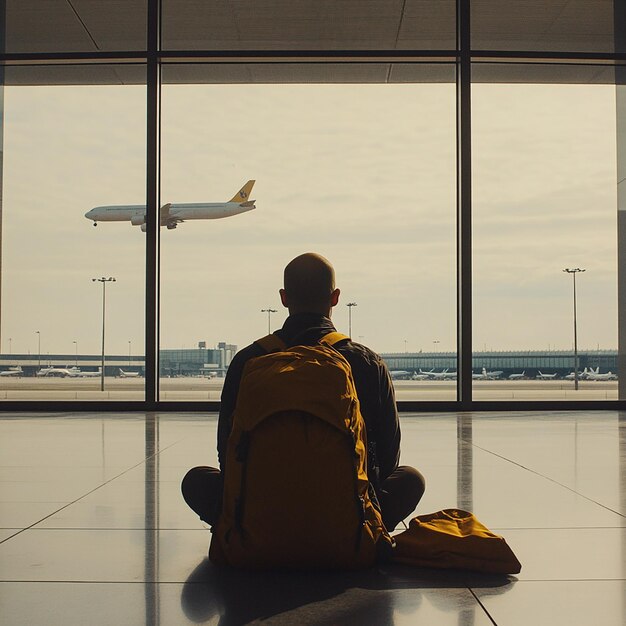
[[209, 331, 394, 569]]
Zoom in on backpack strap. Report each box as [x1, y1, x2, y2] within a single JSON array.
[[254, 333, 287, 354], [319, 331, 350, 347], [256, 331, 348, 353]]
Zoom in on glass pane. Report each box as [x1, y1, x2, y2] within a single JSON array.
[[159, 63, 456, 402], [161, 1, 456, 51], [0, 65, 146, 400], [471, 0, 618, 54], [472, 70, 619, 400], [4, 0, 147, 53]]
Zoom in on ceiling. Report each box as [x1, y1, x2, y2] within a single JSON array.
[[1, 1, 621, 85]]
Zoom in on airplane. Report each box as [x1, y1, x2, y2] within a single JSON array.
[[36, 366, 81, 377], [427, 369, 457, 380], [508, 370, 527, 380], [411, 370, 431, 381], [118, 368, 142, 378], [564, 367, 590, 381], [536, 370, 558, 380], [390, 370, 413, 380], [85, 180, 256, 231], [586, 367, 617, 381], [0, 365, 23, 377], [472, 367, 503, 380]]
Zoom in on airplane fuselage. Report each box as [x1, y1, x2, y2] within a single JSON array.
[[85, 201, 255, 224], [85, 180, 256, 231]]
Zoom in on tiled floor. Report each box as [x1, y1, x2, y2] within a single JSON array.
[[0, 411, 624, 625]]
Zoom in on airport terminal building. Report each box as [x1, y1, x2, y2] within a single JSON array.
[[0, 347, 618, 380]]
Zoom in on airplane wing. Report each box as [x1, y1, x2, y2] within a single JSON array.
[[160, 203, 172, 222], [160, 203, 185, 230]]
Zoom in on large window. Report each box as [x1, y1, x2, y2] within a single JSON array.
[[159, 65, 457, 401], [0, 66, 146, 400], [472, 75, 619, 401], [0, 1, 624, 409]]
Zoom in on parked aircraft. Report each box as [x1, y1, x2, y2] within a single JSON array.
[[119, 368, 142, 378], [536, 370, 558, 380], [508, 371, 527, 380], [564, 367, 590, 381], [426, 369, 457, 380], [586, 367, 617, 381], [390, 370, 413, 380], [85, 180, 256, 231], [473, 367, 503, 380], [36, 366, 81, 377], [412, 370, 432, 380], [0, 365, 23, 377]]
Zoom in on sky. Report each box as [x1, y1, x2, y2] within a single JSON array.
[[0, 81, 618, 357]]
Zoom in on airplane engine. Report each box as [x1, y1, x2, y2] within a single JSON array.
[[131, 214, 146, 226], [166, 222, 178, 229], [140, 223, 147, 232]]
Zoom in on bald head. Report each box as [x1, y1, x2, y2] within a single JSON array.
[[280, 253, 340, 315]]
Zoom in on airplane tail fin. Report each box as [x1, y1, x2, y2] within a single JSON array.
[[230, 180, 255, 203]]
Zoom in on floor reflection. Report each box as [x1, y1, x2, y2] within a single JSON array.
[[145, 413, 160, 626], [457, 414, 473, 511], [180, 558, 513, 626]]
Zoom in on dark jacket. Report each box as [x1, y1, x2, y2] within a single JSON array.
[[217, 312, 401, 494]]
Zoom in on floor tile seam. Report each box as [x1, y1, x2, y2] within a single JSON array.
[[479, 578, 626, 584], [10, 525, 623, 532], [13, 527, 209, 531], [467, 587, 498, 626], [0, 446, 178, 543], [466, 441, 626, 520], [2, 577, 623, 584], [506, 577, 626, 582], [491, 526, 626, 530], [0, 579, 159, 584], [0, 530, 23, 543]]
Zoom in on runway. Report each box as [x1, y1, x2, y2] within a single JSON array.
[[0, 377, 619, 401]]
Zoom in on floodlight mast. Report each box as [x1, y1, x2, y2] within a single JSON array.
[[92, 277, 116, 392], [261, 308, 277, 335], [346, 302, 357, 337], [563, 268, 586, 391]]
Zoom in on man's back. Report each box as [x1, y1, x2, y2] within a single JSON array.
[[218, 312, 400, 496], [182, 252, 424, 539]]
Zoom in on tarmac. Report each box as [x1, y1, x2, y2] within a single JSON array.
[[0, 377, 619, 401]]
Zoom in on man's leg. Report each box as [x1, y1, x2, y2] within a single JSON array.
[[378, 465, 426, 531], [181, 466, 222, 526]]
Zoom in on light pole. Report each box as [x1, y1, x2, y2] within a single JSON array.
[[8, 337, 11, 355], [35, 331, 41, 371], [404, 339, 408, 353], [73, 341, 78, 367], [432, 340, 440, 352], [261, 308, 277, 334], [92, 277, 116, 391], [563, 268, 586, 390], [128, 340, 132, 367], [346, 302, 357, 337]]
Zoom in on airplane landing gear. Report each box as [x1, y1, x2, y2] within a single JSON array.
[[93, 222, 98, 227]]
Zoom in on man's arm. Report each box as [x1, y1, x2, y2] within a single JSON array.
[[374, 357, 401, 480], [217, 343, 264, 471], [342, 343, 401, 482]]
